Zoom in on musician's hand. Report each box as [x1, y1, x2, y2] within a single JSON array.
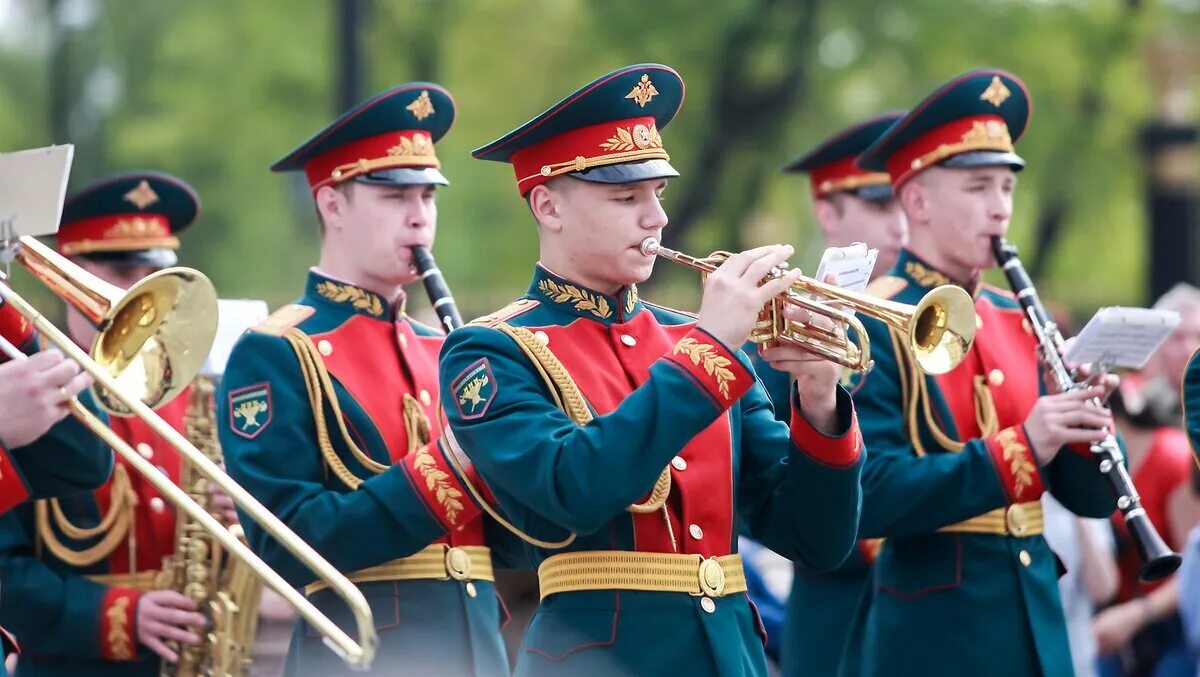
[[760, 306, 842, 434], [696, 244, 804, 349], [1023, 387, 1113, 466], [1092, 601, 1145, 655], [207, 464, 239, 524], [136, 590, 206, 663], [0, 350, 92, 449], [1059, 337, 1120, 403]]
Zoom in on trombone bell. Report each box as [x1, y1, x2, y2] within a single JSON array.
[[12, 235, 218, 414]]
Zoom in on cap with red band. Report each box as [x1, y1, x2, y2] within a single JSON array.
[[857, 69, 1031, 190], [271, 83, 455, 195], [472, 64, 685, 196], [783, 112, 904, 201], [57, 171, 199, 268]]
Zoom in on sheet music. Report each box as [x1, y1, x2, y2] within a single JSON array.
[[813, 242, 878, 293], [0, 145, 74, 238], [201, 299, 271, 378], [1063, 306, 1180, 369]]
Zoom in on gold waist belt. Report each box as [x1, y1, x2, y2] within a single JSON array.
[[86, 570, 161, 591], [305, 544, 493, 596], [938, 501, 1044, 537], [537, 551, 747, 601]]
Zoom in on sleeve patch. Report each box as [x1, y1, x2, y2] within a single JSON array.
[[228, 383, 273, 439], [451, 358, 497, 420]]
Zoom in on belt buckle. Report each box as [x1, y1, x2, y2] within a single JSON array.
[[446, 546, 473, 581], [1006, 503, 1031, 537], [698, 557, 726, 597]]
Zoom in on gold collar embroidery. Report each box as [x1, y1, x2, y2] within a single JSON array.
[[905, 261, 951, 288], [538, 278, 612, 320], [315, 281, 385, 317]]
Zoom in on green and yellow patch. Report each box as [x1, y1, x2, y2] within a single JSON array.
[[451, 358, 496, 420], [229, 383, 272, 439]]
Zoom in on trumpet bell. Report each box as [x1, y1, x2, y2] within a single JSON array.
[[908, 286, 976, 375], [93, 269, 219, 415]]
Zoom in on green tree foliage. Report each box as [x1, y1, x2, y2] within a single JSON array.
[[1, 0, 1196, 324]]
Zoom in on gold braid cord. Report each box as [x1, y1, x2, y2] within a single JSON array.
[[402, 393, 432, 452], [36, 464, 138, 567], [283, 329, 391, 490], [492, 324, 671, 514], [889, 327, 998, 456]]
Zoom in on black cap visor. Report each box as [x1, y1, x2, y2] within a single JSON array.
[[568, 158, 679, 185], [76, 248, 178, 268], [941, 150, 1025, 172], [354, 167, 449, 187]]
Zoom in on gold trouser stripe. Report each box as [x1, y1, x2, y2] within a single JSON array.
[[86, 570, 161, 591], [537, 551, 747, 601], [938, 501, 1044, 537], [305, 545, 493, 596]]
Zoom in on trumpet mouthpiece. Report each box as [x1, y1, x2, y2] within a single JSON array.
[[639, 238, 661, 257]]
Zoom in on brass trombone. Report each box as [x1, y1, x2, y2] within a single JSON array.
[[640, 237, 976, 375], [0, 235, 378, 669]]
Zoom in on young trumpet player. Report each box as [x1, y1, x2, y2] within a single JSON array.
[[0, 172, 212, 675], [217, 84, 510, 676], [437, 63, 864, 677], [838, 68, 1118, 677]]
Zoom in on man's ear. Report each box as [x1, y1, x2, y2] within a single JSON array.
[[528, 184, 563, 233], [813, 198, 840, 241], [899, 178, 928, 224], [315, 185, 344, 230]]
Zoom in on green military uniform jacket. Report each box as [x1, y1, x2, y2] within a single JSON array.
[[218, 271, 509, 676], [842, 250, 1115, 677], [439, 266, 866, 677]]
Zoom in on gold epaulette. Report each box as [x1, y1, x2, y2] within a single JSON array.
[[865, 275, 908, 300], [469, 298, 540, 327], [251, 304, 315, 337]]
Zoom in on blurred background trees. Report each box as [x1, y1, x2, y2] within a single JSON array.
[[3, 0, 1198, 321]]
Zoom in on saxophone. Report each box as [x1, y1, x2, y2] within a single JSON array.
[[159, 376, 264, 677]]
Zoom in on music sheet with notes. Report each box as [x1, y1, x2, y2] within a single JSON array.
[[1063, 307, 1181, 369]]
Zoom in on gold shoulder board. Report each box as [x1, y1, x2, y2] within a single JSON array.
[[250, 304, 315, 337], [469, 298, 541, 327]]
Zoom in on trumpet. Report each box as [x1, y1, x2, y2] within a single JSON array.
[[0, 235, 378, 669], [640, 237, 976, 375]]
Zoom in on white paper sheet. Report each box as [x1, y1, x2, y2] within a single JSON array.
[[0, 145, 74, 239], [1063, 306, 1181, 369]]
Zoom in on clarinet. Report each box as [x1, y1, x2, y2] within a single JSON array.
[[992, 237, 1181, 582], [411, 245, 464, 333]]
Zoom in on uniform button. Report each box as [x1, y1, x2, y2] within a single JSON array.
[[620, 334, 637, 347], [988, 369, 1005, 387], [465, 582, 478, 598], [700, 597, 716, 614], [317, 340, 333, 356], [150, 497, 166, 513], [398, 333, 408, 348], [976, 314, 984, 330], [534, 330, 550, 345], [689, 524, 704, 540], [1019, 550, 1032, 567], [671, 456, 688, 471], [419, 389, 432, 406], [136, 443, 153, 459]]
